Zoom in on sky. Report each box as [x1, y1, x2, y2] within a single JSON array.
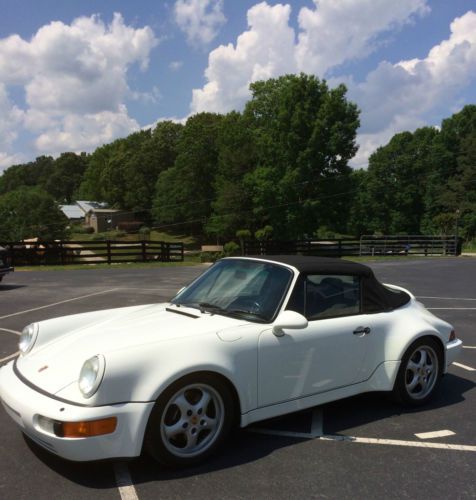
[[0, 0, 475, 171]]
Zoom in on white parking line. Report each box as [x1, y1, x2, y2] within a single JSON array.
[[427, 308, 476, 310], [417, 296, 476, 301], [0, 288, 119, 320], [114, 462, 139, 500], [0, 328, 20, 335], [453, 362, 476, 372], [248, 428, 476, 452], [319, 435, 476, 452], [415, 430, 455, 439], [462, 346, 476, 349]]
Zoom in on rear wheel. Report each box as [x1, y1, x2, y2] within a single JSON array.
[[393, 337, 442, 406], [144, 374, 235, 466]]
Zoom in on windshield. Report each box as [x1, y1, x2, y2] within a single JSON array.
[[172, 259, 293, 322]]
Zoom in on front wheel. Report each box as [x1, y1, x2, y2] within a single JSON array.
[[393, 337, 442, 406], [144, 374, 235, 466]]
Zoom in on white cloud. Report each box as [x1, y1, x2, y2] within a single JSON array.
[[346, 10, 476, 167], [175, 0, 226, 46], [296, 0, 429, 75], [169, 60, 183, 71], [143, 115, 188, 131], [192, 2, 296, 113], [0, 84, 25, 166], [0, 13, 158, 166], [35, 105, 140, 155], [191, 1, 430, 114], [0, 152, 27, 169], [130, 86, 162, 104]]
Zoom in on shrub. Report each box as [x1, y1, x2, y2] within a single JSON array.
[[200, 251, 225, 263], [255, 225, 273, 241], [224, 241, 240, 256]]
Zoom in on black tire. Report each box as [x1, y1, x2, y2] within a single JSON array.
[[393, 337, 443, 406], [144, 373, 235, 466]]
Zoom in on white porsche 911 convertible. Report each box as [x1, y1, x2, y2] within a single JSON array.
[[0, 256, 462, 466]]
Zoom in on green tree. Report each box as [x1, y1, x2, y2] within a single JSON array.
[[0, 156, 55, 195], [437, 132, 476, 239], [79, 122, 182, 211], [206, 112, 257, 240], [0, 187, 68, 241], [347, 168, 370, 236], [78, 142, 115, 201], [244, 74, 359, 238], [153, 113, 222, 235], [422, 105, 476, 233], [45, 152, 88, 203], [361, 128, 439, 234]]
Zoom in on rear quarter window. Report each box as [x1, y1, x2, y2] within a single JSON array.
[[287, 274, 360, 320]]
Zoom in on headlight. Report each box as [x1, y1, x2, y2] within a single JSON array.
[[78, 355, 105, 398], [19, 323, 39, 354]]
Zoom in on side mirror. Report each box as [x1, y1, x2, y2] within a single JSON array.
[[272, 310, 308, 337]]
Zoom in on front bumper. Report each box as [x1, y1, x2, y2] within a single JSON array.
[[445, 339, 463, 371], [0, 360, 154, 461]]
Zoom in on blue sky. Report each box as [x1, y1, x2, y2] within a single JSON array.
[[0, 0, 475, 170]]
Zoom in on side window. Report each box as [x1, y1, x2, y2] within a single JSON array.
[[305, 274, 360, 320]]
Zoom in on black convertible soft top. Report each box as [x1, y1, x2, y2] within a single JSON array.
[[243, 255, 411, 313]]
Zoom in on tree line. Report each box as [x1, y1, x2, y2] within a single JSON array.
[[0, 73, 474, 244]]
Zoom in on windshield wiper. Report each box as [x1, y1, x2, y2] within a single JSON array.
[[201, 303, 267, 321], [227, 309, 267, 321], [180, 302, 267, 322], [198, 302, 227, 314]]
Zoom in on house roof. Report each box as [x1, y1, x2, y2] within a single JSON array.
[[60, 204, 84, 219], [88, 208, 121, 214], [76, 200, 107, 213]]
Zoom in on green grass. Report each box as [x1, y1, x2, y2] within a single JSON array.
[[462, 239, 476, 252], [70, 230, 198, 248], [15, 256, 203, 272]]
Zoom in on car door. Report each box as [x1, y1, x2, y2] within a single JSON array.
[[258, 274, 372, 407]]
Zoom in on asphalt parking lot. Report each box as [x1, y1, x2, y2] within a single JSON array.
[[0, 258, 475, 499]]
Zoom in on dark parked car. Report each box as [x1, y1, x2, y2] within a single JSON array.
[[0, 245, 14, 282]]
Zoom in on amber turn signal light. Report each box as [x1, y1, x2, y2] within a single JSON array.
[[56, 417, 117, 438]]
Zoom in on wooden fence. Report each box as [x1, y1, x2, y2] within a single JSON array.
[[1, 240, 184, 266], [244, 235, 462, 258]]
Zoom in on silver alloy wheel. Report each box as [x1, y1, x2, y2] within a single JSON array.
[[404, 345, 439, 400], [160, 383, 225, 458]]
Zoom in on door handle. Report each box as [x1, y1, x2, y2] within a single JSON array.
[[353, 326, 371, 335]]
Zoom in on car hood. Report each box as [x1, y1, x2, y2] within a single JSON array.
[[16, 303, 247, 395]]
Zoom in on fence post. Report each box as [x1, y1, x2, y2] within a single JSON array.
[[141, 240, 147, 262], [60, 241, 64, 265], [107, 240, 111, 264]]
